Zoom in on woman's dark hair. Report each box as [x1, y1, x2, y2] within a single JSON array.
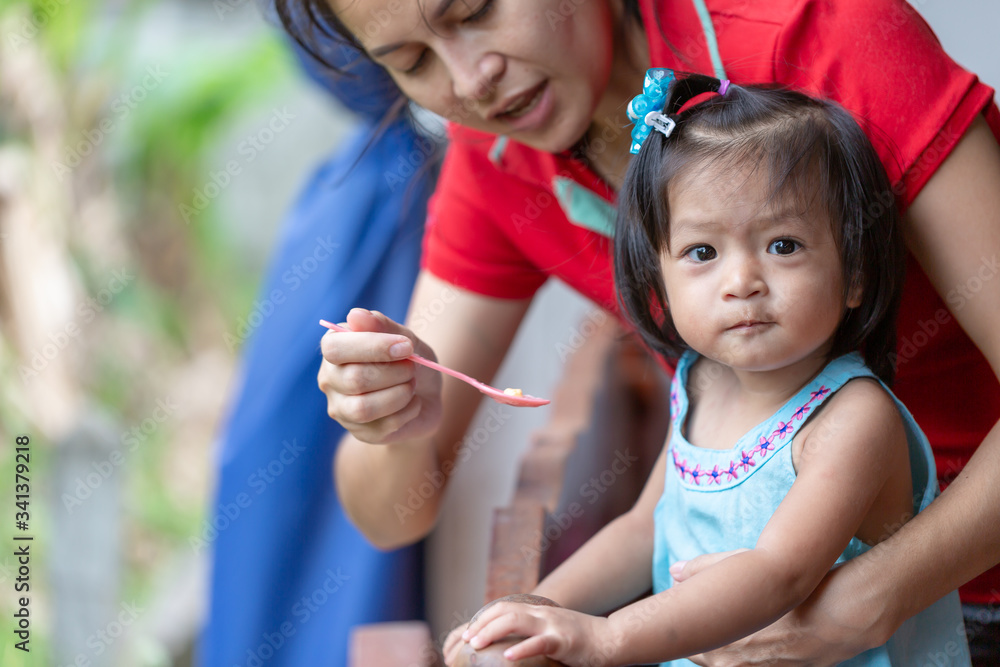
[[615, 74, 905, 383]]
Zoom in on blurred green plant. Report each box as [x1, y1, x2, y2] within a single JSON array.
[[1, 0, 301, 663]]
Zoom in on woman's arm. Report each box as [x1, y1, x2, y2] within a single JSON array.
[[462, 380, 910, 665], [849, 113, 1000, 634], [685, 114, 1000, 667], [327, 271, 532, 548]]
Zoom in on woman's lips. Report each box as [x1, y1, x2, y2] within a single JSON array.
[[496, 81, 552, 132]]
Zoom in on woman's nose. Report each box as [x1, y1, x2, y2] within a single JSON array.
[[447, 48, 504, 105]]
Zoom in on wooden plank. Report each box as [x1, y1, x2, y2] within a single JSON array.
[[349, 621, 439, 667], [484, 503, 547, 603], [513, 316, 622, 511]]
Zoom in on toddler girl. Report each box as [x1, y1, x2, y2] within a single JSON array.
[[445, 72, 971, 666]]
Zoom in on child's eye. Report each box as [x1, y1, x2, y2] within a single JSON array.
[[464, 0, 495, 23], [684, 245, 717, 262], [768, 239, 800, 255]]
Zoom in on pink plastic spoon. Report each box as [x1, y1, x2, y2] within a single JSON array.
[[319, 320, 550, 408]]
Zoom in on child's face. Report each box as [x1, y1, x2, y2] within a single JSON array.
[[659, 165, 860, 372], [328, 0, 616, 153]]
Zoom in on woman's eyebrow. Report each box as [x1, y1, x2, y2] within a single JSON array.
[[370, 42, 405, 58], [432, 0, 461, 20], [369, 0, 458, 58]]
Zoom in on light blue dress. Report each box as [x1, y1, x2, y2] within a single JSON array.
[[652, 351, 971, 666]]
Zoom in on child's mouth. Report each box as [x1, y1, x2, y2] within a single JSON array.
[[728, 320, 772, 331]]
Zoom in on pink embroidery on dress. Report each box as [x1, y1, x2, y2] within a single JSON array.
[[791, 405, 811, 421], [671, 385, 830, 486], [690, 464, 704, 485], [705, 465, 724, 485]]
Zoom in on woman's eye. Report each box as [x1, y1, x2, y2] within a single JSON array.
[[404, 49, 429, 75], [768, 239, 800, 255], [464, 0, 494, 23], [685, 245, 717, 262]]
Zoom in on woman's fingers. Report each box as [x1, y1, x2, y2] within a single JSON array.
[[346, 308, 416, 355], [316, 308, 443, 442], [337, 393, 424, 444], [328, 359, 415, 397], [319, 308, 418, 366], [319, 329, 413, 366]]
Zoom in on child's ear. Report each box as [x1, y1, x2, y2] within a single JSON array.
[[846, 280, 863, 309]]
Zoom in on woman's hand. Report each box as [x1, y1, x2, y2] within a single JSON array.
[[318, 307, 443, 444], [674, 551, 886, 667], [460, 599, 614, 667]]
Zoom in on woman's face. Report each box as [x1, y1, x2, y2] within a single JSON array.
[[329, 0, 617, 153]]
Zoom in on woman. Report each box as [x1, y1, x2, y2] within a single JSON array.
[[281, 0, 1000, 663]]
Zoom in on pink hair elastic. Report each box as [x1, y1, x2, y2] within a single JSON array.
[[718, 79, 731, 95]]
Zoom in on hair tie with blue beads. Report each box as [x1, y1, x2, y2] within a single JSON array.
[[627, 69, 731, 154]]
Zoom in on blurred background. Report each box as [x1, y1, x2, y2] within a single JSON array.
[[0, 0, 997, 665]]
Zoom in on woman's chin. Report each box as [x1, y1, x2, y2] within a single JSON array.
[[514, 125, 590, 155]]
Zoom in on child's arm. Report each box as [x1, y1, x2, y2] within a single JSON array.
[[530, 438, 670, 615], [463, 379, 911, 666], [444, 435, 669, 666]]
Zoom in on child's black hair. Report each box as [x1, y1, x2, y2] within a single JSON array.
[[615, 74, 905, 384]]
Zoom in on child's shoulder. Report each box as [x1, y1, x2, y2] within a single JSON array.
[[794, 372, 915, 546], [796, 375, 906, 466], [820, 375, 899, 418]]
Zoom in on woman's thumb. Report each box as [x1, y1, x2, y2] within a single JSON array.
[[669, 549, 749, 582]]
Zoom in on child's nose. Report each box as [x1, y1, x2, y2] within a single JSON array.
[[723, 257, 767, 300]]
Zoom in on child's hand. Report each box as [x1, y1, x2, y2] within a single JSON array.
[[318, 308, 443, 444], [442, 621, 469, 666], [461, 599, 615, 667]]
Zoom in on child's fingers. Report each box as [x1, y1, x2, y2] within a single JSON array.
[[468, 611, 537, 651], [443, 643, 461, 666], [442, 624, 468, 665], [501, 635, 551, 662], [462, 602, 511, 642]]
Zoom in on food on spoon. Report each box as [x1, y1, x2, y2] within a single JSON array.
[[503, 388, 524, 397]]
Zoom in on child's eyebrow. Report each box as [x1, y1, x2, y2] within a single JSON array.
[[671, 209, 813, 234]]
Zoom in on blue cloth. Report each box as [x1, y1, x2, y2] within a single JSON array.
[[653, 351, 970, 666], [293, 31, 402, 121], [197, 112, 434, 664]]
